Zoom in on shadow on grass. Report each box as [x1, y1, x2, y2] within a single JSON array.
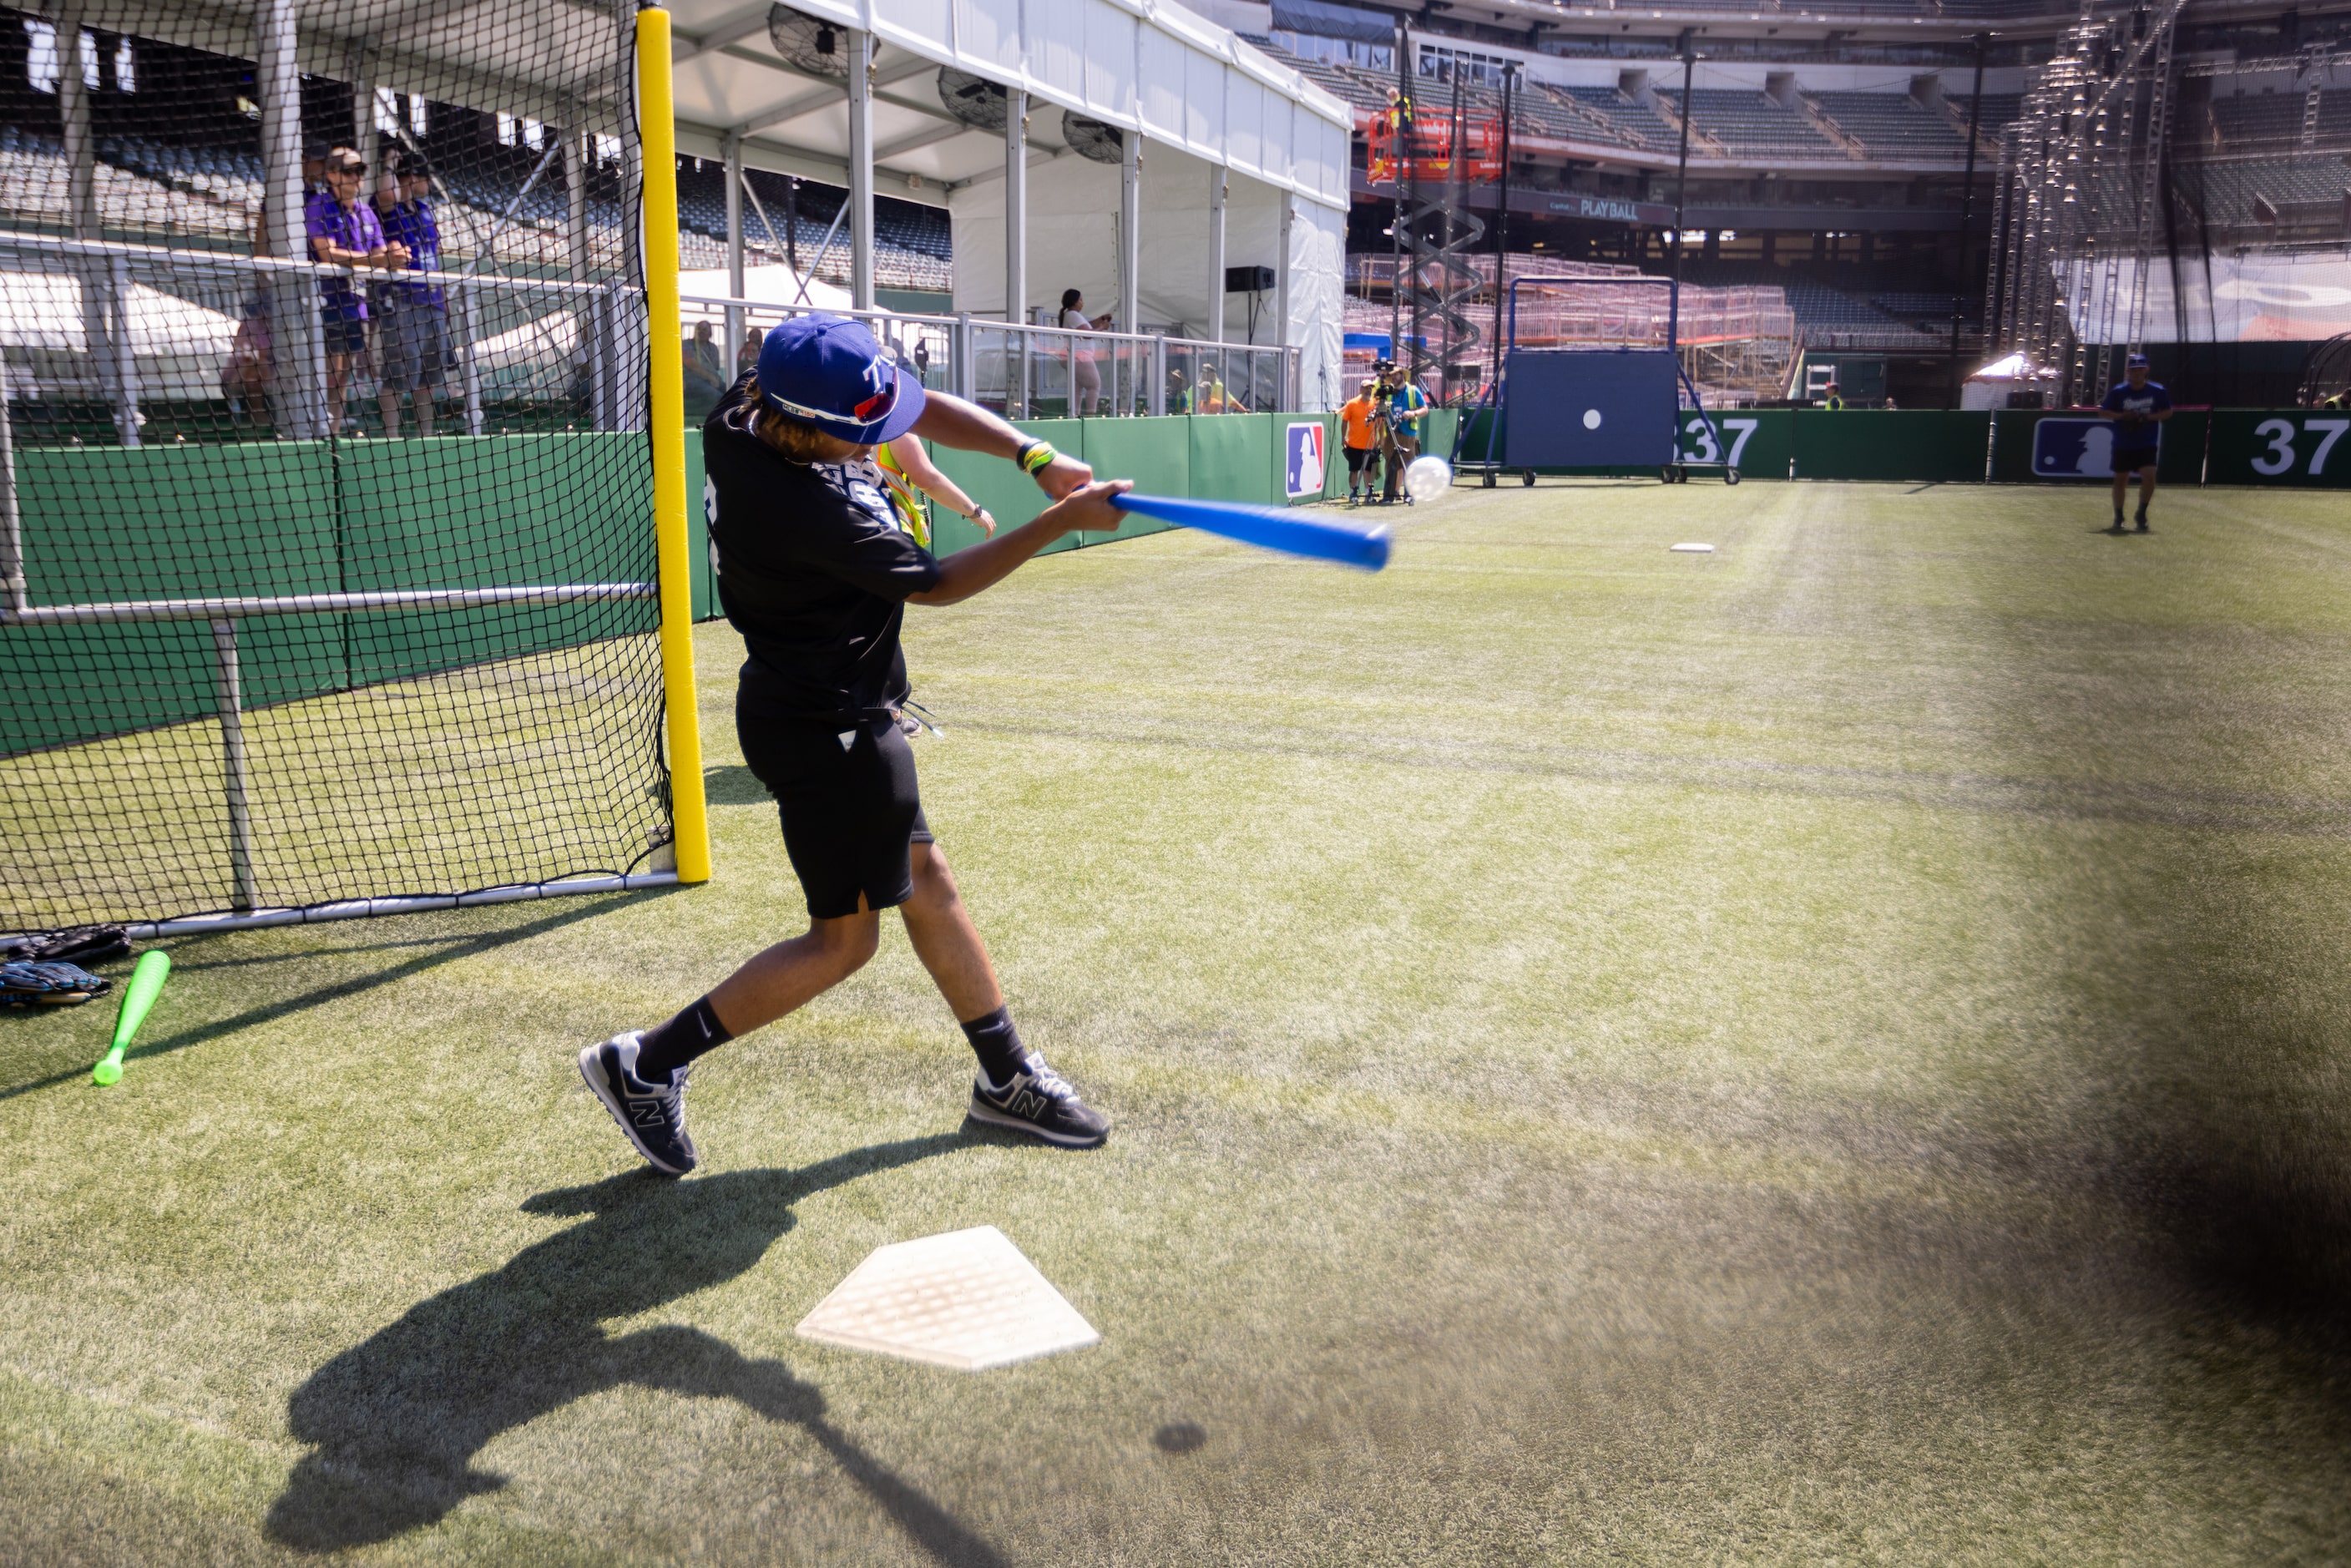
[[265, 1136, 1004, 1564], [0, 895, 646, 1102], [704, 763, 775, 805]]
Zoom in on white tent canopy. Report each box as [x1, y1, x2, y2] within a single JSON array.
[[678, 264, 854, 326]]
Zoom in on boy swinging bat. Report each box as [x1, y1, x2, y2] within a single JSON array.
[[580, 315, 1128, 1173]]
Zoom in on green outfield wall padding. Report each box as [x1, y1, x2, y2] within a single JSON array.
[[1187, 412, 1277, 504], [1073, 418, 1187, 544], [4, 434, 660, 756], [340, 434, 655, 688], [1791, 411, 1989, 483], [8, 443, 346, 751], [1680, 409, 1792, 476], [1988, 409, 2209, 485], [926, 418, 1084, 559], [682, 430, 714, 620], [2204, 411, 2351, 488]]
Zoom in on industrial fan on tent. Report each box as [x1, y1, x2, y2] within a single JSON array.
[[767, 3, 852, 76], [1062, 112, 1124, 164], [936, 68, 1010, 133]]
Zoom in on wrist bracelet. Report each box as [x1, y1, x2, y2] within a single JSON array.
[[1016, 440, 1056, 476]]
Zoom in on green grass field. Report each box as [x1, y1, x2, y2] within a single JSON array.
[[5, 477, 2350, 1565]]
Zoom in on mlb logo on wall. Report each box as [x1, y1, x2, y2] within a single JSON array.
[[1285, 422, 1327, 499], [2032, 417, 2156, 478]]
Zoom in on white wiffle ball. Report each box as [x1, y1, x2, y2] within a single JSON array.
[[1403, 454, 1453, 502]]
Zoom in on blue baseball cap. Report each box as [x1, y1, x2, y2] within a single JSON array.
[[2126, 352, 2150, 367], [754, 314, 925, 446]]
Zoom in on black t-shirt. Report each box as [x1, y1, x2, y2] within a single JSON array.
[[703, 377, 942, 721]]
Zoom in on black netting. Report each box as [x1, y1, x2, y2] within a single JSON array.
[[0, 0, 665, 930]]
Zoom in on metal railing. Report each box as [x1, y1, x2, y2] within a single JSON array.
[[679, 293, 1303, 422], [0, 227, 645, 443]]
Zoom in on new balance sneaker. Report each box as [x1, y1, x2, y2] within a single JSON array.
[[579, 1031, 698, 1174], [968, 1054, 1110, 1148], [2135, 512, 2150, 532]]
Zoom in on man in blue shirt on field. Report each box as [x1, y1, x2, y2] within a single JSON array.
[[1378, 361, 1429, 505], [2099, 353, 2172, 533], [373, 158, 445, 437]]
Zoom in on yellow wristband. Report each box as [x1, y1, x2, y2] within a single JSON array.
[[1017, 440, 1056, 476]]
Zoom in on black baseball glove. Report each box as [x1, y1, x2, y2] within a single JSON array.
[[1, 924, 130, 968], [0, 961, 114, 1007]]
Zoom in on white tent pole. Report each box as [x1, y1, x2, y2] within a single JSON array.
[[351, 45, 376, 170], [569, 129, 594, 430], [848, 29, 875, 312], [1207, 165, 1227, 355], [256, 0, 320, 440], [1277, 189, 1293, 359], [58, 10, 129, 445], [1120, 129, 1141, 414], [1005, 86, 1027, 417], [723, 131, 746, 365]]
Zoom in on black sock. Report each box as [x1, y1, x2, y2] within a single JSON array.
[[635, 996, 732, 1082], [961, 1007, 1030, 1085]]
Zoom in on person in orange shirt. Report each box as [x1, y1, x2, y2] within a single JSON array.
[[1338, 377, 1382, 505]]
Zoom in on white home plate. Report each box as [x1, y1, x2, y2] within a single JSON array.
[[1670, 543, 1716, 553], [795, 1226, 1099, 1371]]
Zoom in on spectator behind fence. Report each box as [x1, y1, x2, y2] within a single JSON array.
[[306, 149, 405, 437], [1059, 289, 1111, 416], [372, 159, 446, 438], [738, 326, 763, 377], [683, 321, 728, 422]]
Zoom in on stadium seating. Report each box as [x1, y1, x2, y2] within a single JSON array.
[[1554, 85, 1679, 151], [1807, 92, 1972, 159], [2211, 92, 2310, 147], [673, 163, 951, 291], [1664, 89, 1845, 159]]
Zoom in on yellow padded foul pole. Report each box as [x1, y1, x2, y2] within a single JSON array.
[[635, 3, 710, 883]]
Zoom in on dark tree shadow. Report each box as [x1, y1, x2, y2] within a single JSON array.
[[265, 1136, 1004, 1565]]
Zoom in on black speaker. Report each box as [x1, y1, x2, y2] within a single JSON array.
[[1223, 265, 1275, 294]]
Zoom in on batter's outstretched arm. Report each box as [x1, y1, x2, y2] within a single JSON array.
[[908, 480, 1130, 607], [909, 390, 1094, 499]]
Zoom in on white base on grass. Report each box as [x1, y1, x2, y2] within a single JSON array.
[[795, 1225, 1100, 1371], [1670, 544, 1716, 554]]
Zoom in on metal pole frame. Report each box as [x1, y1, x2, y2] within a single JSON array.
[[847, 27, 876, 312], [0, 361, 23, 618], [723, 131, 746, 376], [210, 620, 260, 912], [1668, 33, 1694, 357], [635, 3, 711, 886], [1120, 128, 1142, 413], [1949, 33, 1989, 408], [1004, 85, 1028, 419], [1392, 19, 1409, 370]]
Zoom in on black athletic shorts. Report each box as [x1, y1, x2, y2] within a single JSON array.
[[2111, 446, 2157, 474], [1344, 444, 1373, 474], [736, 707, 933, 918]]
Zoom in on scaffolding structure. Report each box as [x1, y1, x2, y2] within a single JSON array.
[[1377, 33, 1494, 404], [1990, 0, 2184, 406]]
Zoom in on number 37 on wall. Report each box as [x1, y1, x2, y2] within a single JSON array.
[[2250, 417, 2350, 478]]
